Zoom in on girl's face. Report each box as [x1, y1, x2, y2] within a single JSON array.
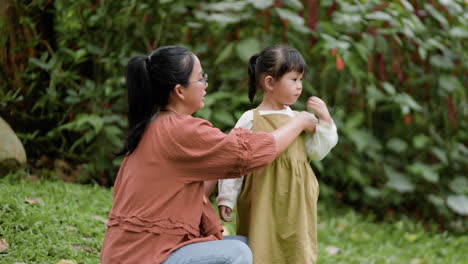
[[271, 71, 304, 106], [183, 56, 208, 114]]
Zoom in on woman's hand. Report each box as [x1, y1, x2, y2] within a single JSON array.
[[306, 96, 332, 125], [298, 111, 319, 133], [218, 205, 232, 222]]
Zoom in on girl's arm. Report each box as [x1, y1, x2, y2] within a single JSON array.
[[305, 120, 338, 160], [217, 111, 253, 221], [217, 177, 243, 222], [304, 96, 338, 160]]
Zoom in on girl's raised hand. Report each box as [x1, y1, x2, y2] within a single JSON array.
[[218, 205, 233, 222], [307, 97, 332, 125]]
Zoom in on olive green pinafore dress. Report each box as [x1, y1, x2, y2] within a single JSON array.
[[237, 109, 319, 264]]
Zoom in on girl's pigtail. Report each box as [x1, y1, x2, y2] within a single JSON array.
[[115, 56, 155, 156], [248, 54, 259, 103]]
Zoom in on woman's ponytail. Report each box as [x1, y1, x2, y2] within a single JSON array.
[[115, 56, 154, 156], [248, 54, 259, 103]]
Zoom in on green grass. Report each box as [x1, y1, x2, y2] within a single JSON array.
[[0, 174, 467, 264]]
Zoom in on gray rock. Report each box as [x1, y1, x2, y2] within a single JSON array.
[[0, 116, 27, 175]]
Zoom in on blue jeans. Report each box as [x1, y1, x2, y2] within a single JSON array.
[[162, 236, 251, 264]]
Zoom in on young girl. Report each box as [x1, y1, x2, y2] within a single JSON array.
[[217, 45, 338, 264]]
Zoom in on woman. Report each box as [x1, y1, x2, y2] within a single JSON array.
[[100, 46, 318, 264]]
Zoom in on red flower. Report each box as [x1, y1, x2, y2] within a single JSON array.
[[336, 57, 344, 71], [404, 114, 412, 124]]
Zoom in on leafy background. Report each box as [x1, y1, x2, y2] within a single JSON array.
[[1, 0, 467, 231]]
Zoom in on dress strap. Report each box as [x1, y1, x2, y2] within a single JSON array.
[[252, 108, 261, 119]]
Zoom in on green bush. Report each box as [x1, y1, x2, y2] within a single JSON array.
[[1, 0, 467, 230]]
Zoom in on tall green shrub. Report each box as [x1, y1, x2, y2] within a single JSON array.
[[1, 0, 466, 230]]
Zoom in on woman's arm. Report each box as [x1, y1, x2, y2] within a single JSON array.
[[204, 180, 217, 197], [167, 113, 317, 182], [271, 111, 318, 157]]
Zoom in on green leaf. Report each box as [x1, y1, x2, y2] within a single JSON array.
[[29, 58, 52, 71], [215, 43, 235, 65], [447, 195, 468, 215], [347, 129, 381, 153], [194, 11, 250, 25], [236, 38, 261, 62], [86, 44, 104, 55], [283, 0, 303, 10], [386, 138, 407, 153], [365, 11, 392, 21], [275, 8, 305, 26], [385, 166, 414, 193], [418, 46, 427, 60], [407, 162, 439, 183], [413, 134, 430, 149], [382, 82, 396, 95], [439, 74, 464, 93], [346, 165, 366, 185], [400, 0, 414, 12], [202, 1, 247, 12], [245, 0, 274, 9], [344, 112, 365, 130], [427, 194, 445, 208], [213, 110, 236, 127], [393, 93, 423, 114], [63, 114, 104, 134], [449, 177, 468, 195], [364, 187, 381, 198], [424, 3, 448, 27], [74, 49, 87, 62], [366, 84, 385, 101], [432, 147, 448, 164], [187, 22, 203, 28], [449, 27, 468, 38], [430, 54, 455, 70]]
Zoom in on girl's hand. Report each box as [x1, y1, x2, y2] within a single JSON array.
[[307, 97, 332, 125], [298, 111, 318, 133], [218, 205, 233, 222]]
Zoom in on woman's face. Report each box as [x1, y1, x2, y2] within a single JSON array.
[[271, 70, 303, 106], [183, 56, 208, 114]]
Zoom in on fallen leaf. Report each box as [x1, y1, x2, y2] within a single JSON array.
[[92, 215, 108, 225], [25, 198, 44, 204], [336, 222, 346, 232], [325, 245, 339, 255], [56, 260, 77, 264], [71, 244, 93, 252], [66, 226, 78, 231], [410, 258, 422, 264], [404, 233, 418, 242], [0, 239, 9, 252]]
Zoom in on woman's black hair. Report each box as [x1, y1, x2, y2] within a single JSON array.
[[115, 46, 195, 156], [248, 45, 307, 103]]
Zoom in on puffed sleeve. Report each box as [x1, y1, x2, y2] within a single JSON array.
[[216, 110, 253, 209], [160, 115, 276, 182], [305, 120, 338, 160]]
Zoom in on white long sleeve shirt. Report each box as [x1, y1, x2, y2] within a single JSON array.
[[216, 106, 338, 209]]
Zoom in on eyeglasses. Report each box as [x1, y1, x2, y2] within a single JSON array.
[[185, 73, 208, 86]]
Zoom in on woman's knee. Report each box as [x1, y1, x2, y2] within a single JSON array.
[[228, 240, 252, 264]]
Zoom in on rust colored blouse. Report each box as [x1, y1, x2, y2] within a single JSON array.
[[100, 114, 276, 264]]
